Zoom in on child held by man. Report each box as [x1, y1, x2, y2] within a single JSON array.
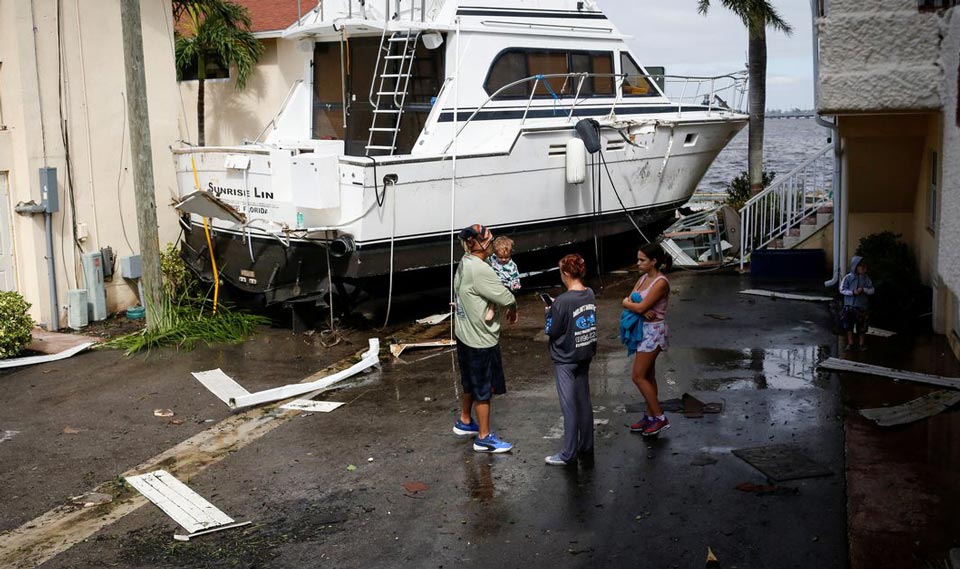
[[485, 236, 521, 322]]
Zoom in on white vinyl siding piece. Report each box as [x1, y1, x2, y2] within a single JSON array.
[[125, 470, 235, 534], [191, 338, 380, 409], [279, 400, 346, 413], [819, 357, 960, 390]]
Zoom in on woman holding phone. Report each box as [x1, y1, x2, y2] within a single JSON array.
[[543, 253, 598, 466]]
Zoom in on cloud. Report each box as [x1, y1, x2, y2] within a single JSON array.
[[596, 0, 814, 108]]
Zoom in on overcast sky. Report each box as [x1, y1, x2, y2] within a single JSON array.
[[597, 0, 814, 110]]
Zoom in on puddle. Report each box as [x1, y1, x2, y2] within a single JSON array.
[[593, 345, 833, 394]]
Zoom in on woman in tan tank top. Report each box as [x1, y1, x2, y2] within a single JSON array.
[[621, 242, 672, 436]]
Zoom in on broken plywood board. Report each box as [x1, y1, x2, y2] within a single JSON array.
[[731, 444, 832, 482], [27, 329, 100, 354], [416, 313, 451, 326], [866, 327, 896, 338], [192, 339, 380, 410], [740, 289, 833, 302], [859, 390, 960, 427], [390, 338, 456, 358], [279, 400, 345, 413], [0, 342, 96, 370], [818, 357, 960, 390], [125, 470, 244, 537]]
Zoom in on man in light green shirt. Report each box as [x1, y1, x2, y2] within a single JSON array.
[[452, 224, 518, 453]]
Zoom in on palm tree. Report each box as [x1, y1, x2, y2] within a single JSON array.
[[174, 0, 263, 146], [698, 0, 792, 195]]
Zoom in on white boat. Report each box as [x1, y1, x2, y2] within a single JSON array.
[[172, 0, 747, 308]]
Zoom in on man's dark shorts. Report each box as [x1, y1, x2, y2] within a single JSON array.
[[456, 341, 507, 401]]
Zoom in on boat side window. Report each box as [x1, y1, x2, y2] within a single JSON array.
[[484, 48, 616, 99], [619, 53, 660, 98], [313, 41, 345, 140]]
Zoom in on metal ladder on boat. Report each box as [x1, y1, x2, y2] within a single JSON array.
[[366, 30, 421, 156]]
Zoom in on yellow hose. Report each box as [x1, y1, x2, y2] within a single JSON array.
[[190, 156, 219, 315]]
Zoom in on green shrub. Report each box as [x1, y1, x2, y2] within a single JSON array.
[[854, 231, 928, 328], [0, 291, 34, 359], [160, 243, 200, 298], [724, 170, 777, 212]]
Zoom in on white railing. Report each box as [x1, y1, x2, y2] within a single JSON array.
[[738, 143, 834, 269], [442, 71, 748, 153]]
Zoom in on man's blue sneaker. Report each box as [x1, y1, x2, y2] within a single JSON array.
[[473, 432, 513, 453], [453, 418, 479, 437]]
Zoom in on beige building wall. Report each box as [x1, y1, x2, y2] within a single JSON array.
[[177, 37, 311, 147], [936, 9, 960, 356], [0, 0, 186, 326]]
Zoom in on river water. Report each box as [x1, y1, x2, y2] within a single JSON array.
[[695, 117, 833, 199]]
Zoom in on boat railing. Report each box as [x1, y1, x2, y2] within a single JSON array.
[[737, 143, 835, 270], [442, 71, 748, 153], [296, 0, 441, 25]]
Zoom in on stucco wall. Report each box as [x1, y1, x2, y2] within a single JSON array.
[[818, 0, 942, 113], [0, 0, 185, 325], [177, 37, 311, 147], [936, 9, 960, 355]]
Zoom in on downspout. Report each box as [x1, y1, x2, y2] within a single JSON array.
[[811, 0, 845, 287]]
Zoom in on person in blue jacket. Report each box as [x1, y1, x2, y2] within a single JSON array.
[[839, 255, 875, 351]]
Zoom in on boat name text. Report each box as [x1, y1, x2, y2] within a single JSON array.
[[208, 182, 274, 201]]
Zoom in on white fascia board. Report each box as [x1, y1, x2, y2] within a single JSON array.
[[229, 338, 380, 409]]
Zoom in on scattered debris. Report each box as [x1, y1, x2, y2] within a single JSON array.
[[732, 444, 832, 482], [168, 418, 185, 426], [416, 313, 451, 326], [279, 400, 346, 413], [706, 546, 721, 567], [682, 393, 723, 418], [390, 338, 456, 358], [739, 289, 833, 302], [125, 470, 249, 540], [0, 430, 20, 443], [62, 426, 81, 434], [735, 482, 799, 496], [402, 482, 429, 494], [866, 327, 896, 338], [153, 409, 174, 418], [346, 464, 357, 472], [690, 455, 718, 467], [192, 339, 380, 409], [818, 358, 960, 390], [70, 492, 114, 508], [704, 313, 732, 321], [0, 342, 96, 369], [859, 390, 960, 427]]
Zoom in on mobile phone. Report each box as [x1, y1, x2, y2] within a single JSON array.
[[539, 293, 554, 306]]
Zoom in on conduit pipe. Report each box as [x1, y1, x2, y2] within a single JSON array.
[[810, 0, 845, 287]]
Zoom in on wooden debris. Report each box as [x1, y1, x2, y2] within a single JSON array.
[[859, 390, 960, 426], [818, 358, 960, 390]]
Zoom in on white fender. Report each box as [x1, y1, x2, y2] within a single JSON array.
[[565, 138, 587, 184]]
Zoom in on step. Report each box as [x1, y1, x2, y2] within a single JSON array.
[[380, 74, 410, 78], [389, 36, 417, 42], [365, 145, 396, 151], [782, 235, 800, 249], [369, 127, 399, 132], [787, 227, 801, 237], [817, 205, 834, 214], [800, 223, 816, 241], [385, 54, 414, 60], [377, 91, 405, 96], [816, 212, 833, 227], [801, 213, 818, 225], [373, 109, 403, 114]]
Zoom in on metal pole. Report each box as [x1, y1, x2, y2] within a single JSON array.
[[119, 0, 164, 329], [44, 212, 59, 331]]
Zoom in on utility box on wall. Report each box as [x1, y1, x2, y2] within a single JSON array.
[[82, 252, 107, 321]]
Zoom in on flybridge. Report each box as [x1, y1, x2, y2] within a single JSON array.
[[207, 182, 274, 201]]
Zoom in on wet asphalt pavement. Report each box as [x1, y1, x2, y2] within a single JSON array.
[[2, 270, 849, 568]]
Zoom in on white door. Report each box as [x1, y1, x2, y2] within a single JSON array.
[[0, 173, 16, 291]]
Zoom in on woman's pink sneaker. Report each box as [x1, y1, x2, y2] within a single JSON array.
[[642, 416, 671, 436], [629, 416, 653, 432]]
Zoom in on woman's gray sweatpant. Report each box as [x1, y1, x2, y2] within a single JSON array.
[[554, 361, 594, 462]]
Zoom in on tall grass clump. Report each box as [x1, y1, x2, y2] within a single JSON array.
[[103, 243, 269, 355]]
